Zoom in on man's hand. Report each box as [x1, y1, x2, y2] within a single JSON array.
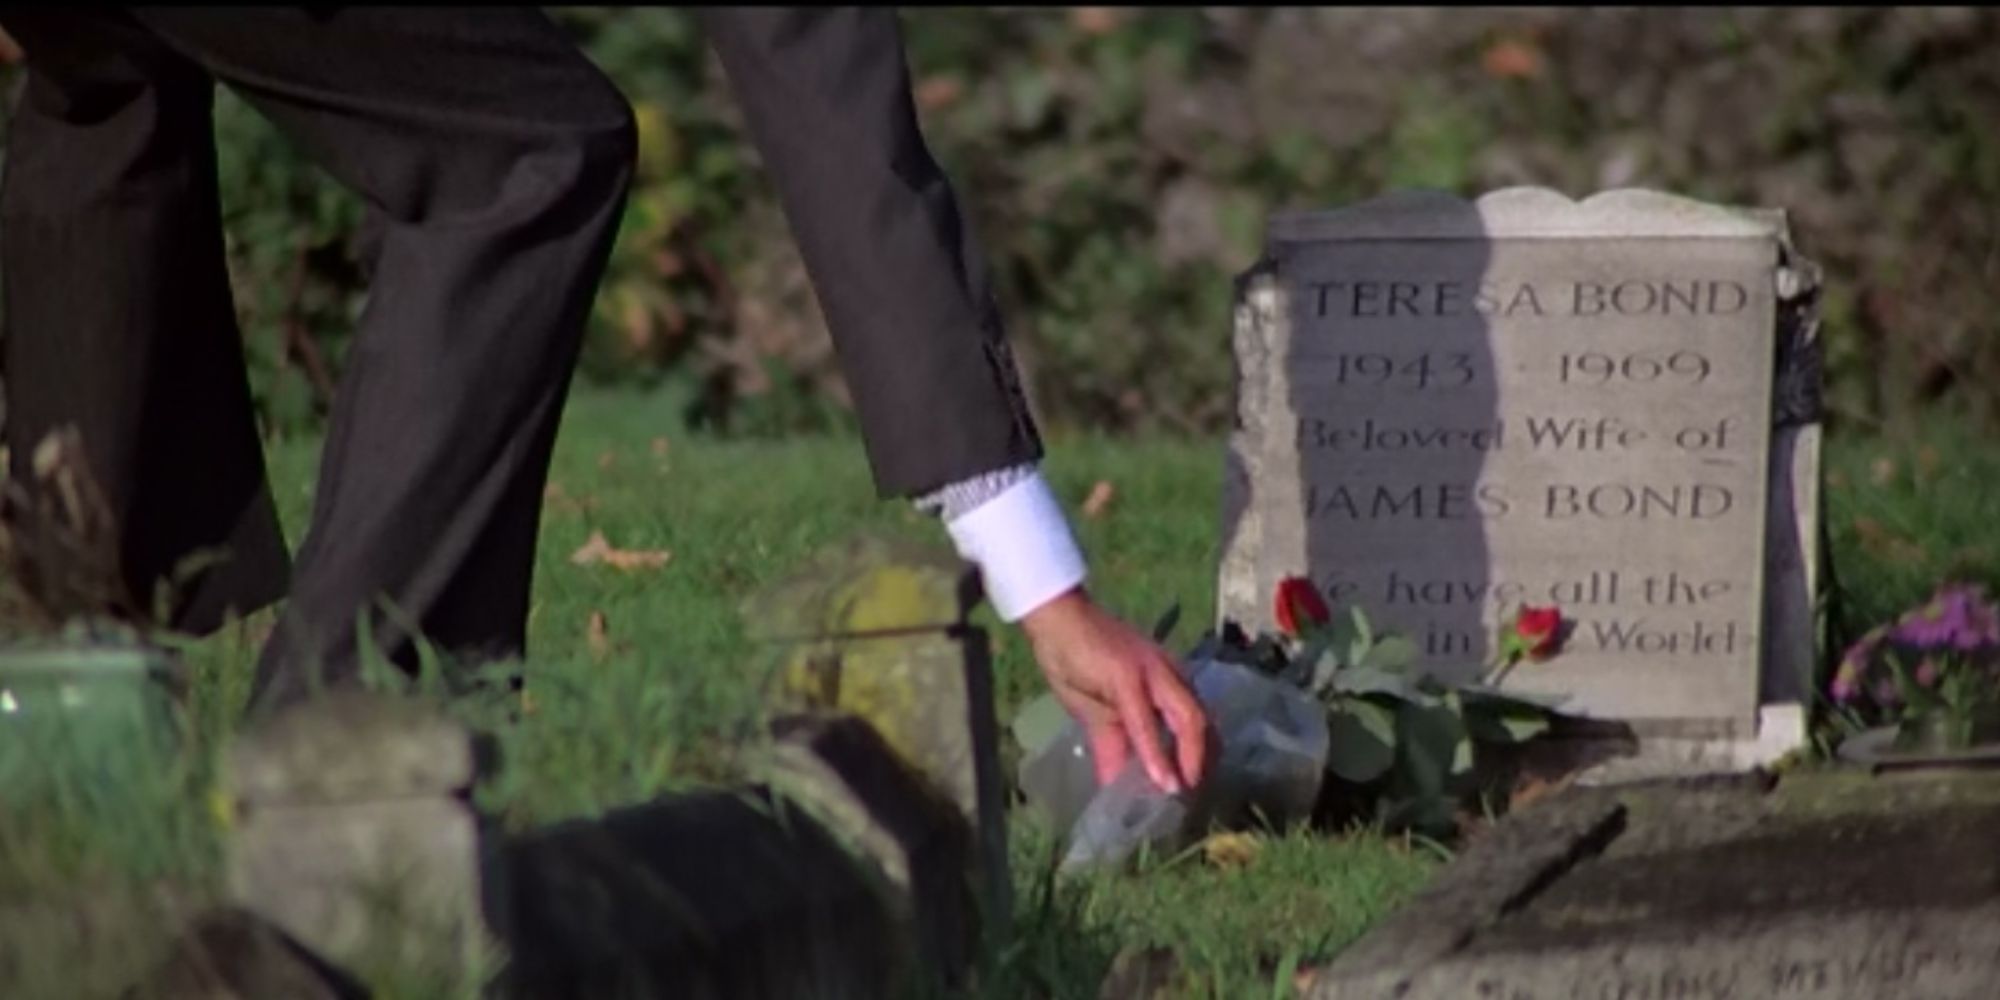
[[1018, 586, 1209, 794]]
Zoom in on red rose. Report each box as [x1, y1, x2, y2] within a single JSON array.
[[1274, 576, 1333, 637], [1514, 605, 1563, 660]]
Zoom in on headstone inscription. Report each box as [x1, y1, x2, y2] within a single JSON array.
[[1218, 188, 1822, 747]]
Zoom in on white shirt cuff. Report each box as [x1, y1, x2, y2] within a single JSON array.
[[943, 471, 1088, 622]]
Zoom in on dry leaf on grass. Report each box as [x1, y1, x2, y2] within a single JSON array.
[[1870, 456, 1898, 486], [1851, 516, 1926, 563], [1292, 964, 1321, 996], [1481, 37, 1546, 80], [1081, 479, 1116, 520], [1070, 7, 1123, 36], [1510, 771, 1577, 813], [1199, 830, 1263, 869], [650, 436, 671, 458], [569, 530, 671, 571], [915, 75, 963, 112], [543, 481, 598, 516], [586, 609, 611, 661], [597, 450, 618, 472]]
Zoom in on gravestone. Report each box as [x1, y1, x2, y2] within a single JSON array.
[[1308, 769, 2000, 1000], [1219, 188, 1821, 767]]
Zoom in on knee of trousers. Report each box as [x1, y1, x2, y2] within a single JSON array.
[[553, 91, 639, 212]]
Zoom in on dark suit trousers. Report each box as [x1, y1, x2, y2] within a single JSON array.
[[0, 8, 635, 711]]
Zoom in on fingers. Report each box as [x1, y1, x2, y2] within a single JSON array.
[[1084, 722, 1129, 787], [1147, 657, 1209, 789], [1112, 667, 1182, 794]]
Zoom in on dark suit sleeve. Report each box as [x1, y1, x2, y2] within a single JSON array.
[[698, 7, 1043, 499]]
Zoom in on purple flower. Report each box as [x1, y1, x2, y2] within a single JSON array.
[[1830, 671, 1860, 704], [1890, 585, 2000, 654], [1873, 679, 1901, 707]]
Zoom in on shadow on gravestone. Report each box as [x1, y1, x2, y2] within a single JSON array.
[[738, 533, 1011, 940], [485, 711, 983, 998], [1221, 189, 1499, 695], [759, 711, 978, 989], [490, 787, 905, 1000], [125, 907, 370, 1000]]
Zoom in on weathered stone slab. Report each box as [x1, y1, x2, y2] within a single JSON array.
[[1218, 187, 1822, 763], [495, 787, 902, 1000], [1321, 789, 1628, 982], [221, 690, 491, 978], [1312, 770, 2000, 1000], [746, 536, 1010, 932], [226, 688, 477, 804], [227, 798, 486, 975]]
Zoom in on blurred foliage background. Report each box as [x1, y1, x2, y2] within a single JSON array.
[[2, 7, 1997, 441]]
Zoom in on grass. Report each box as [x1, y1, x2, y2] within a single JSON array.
[[6, 389, 1998, 999]]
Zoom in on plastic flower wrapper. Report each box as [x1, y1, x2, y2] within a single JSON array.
[[1016, 651, 1329, 873]]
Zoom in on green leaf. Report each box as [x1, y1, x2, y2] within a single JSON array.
[[1332, 666, 1417, 700], [1007, 70, 1055, 129], [1011, 693, 1072, 757], [1308, 646, 1346, 698], [1459, 683, 1570, 711], [1360, 634, 1418, 671], [1465, 701, 1552, 745], [1285, 631, 1337, 687], [1326, 700, 1396, 783], [1151, 601, 1183, 644], [1397, 701, 1468, 794]]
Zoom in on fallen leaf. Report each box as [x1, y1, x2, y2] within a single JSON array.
[[1081, 479, 1116, 520], [598, 450, 618, 472], [1481, 37, 1545, 80], [1199, 831, 1263, 869], [543, 481, 598, 516], [1870, 455, 1897, 486], [1292, 964, 1321, 996], [1852, 516, 1926, 563], [650, 436, 671, 458], [520, 689, 539, 717], [1917, 445, 1941, 476], [1510, 771, 1576, 813], [1070, 6, 1122, 35], [570, 530, 671, 571], [584, 608, 608, 664], [619, 293, 654, 355], [914, 75, 963, 112]]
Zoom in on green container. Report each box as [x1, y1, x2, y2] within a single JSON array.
[[0, 644, 183, 794]]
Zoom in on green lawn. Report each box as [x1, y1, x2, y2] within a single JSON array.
[[9, 388, 1998, 999]]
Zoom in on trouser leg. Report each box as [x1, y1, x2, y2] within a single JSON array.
[[116, 7, 635, 709], [0, 9, 291, 634]]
